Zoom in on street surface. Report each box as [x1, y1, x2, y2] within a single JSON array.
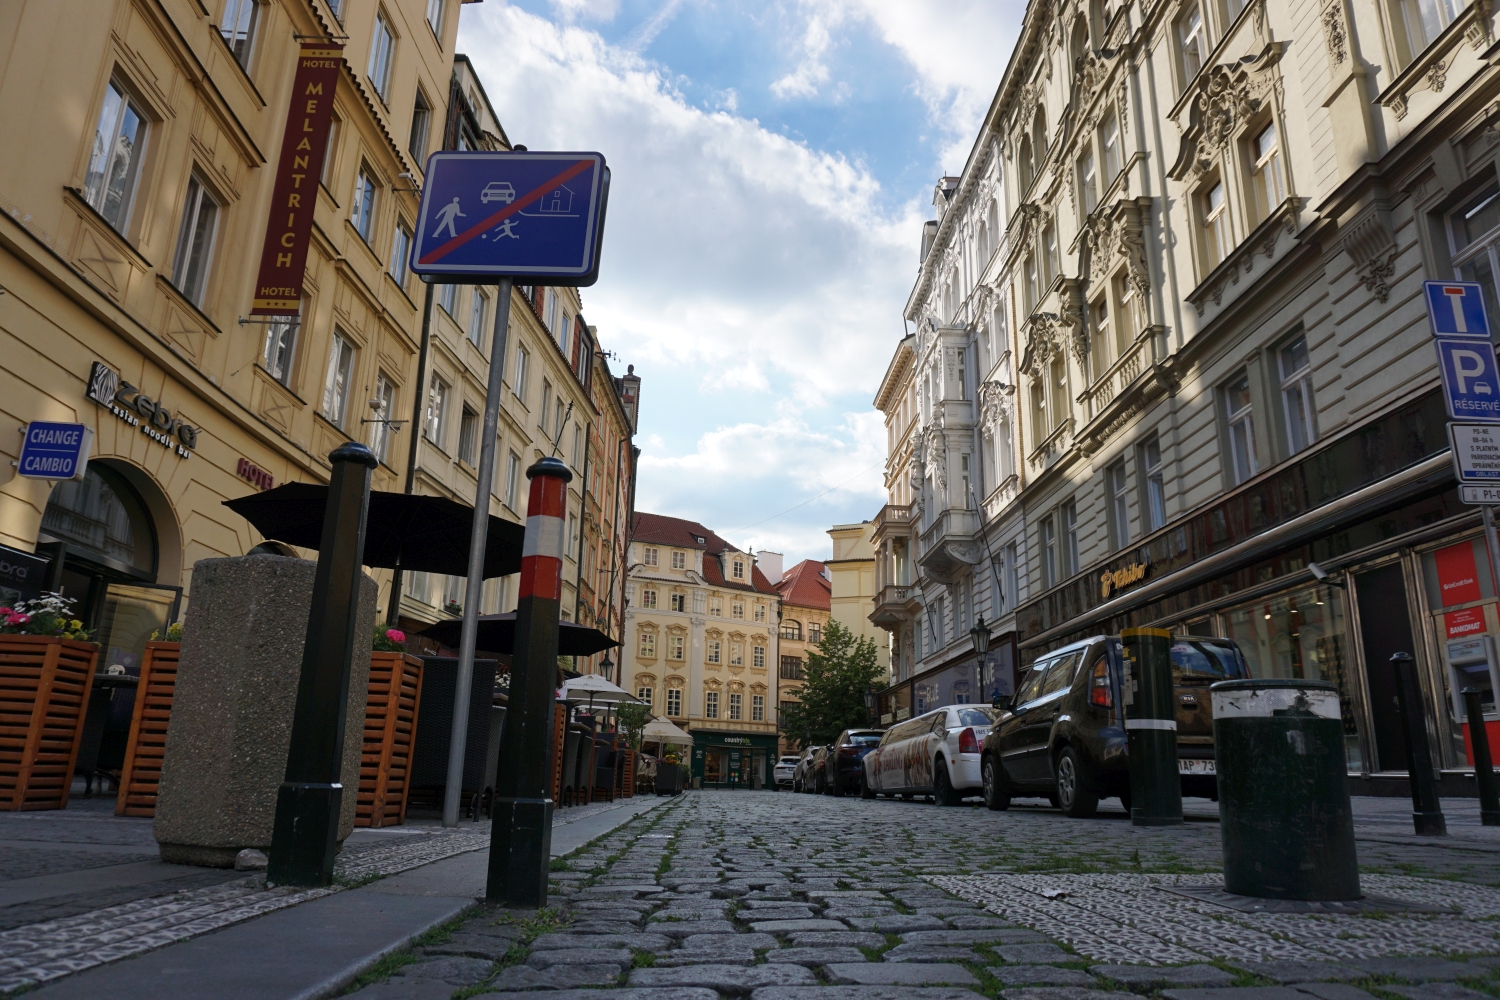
[[342, 790, 1500, 1000]]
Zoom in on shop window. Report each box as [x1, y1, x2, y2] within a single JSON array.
[[728, 692, 743, 720], [85, 79, 148, 233], [1248, 121, 1286, 225], [1224, 369, 1258, 484], [368, 10, 396, 102], [424, 374, 448, 446], [1139, 434, 1167, 531], [1202, 179, 1230, 269], [1177, 4, 1207, 86], [1278, 332, 1317, 455], [263, 315, 298, 385], [1107, 458, 1130, 549], [752, 695, 765, 722], [219, 0, 260, 69], [457, 405, 478, 465], [705, 691, 719, 719], [408, 89, 431, 164], [671, 550, 686, 570], [666, 688, 682, 716], [352, 166, 378, 243], [322, 332, 355, 428], [172, 174, 220, 307], [370, 374, 396, 462], [390, 222, 411, 288], [1446, 183, 1500, 336], [643, 546, 658, 566], [469, 289, 489, 346], [40, 464, 156, 575]]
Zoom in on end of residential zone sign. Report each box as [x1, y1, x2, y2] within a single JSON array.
[[410, 150, 609, 286]]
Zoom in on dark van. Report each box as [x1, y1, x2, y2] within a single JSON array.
[[979, 634, 1251, 818]]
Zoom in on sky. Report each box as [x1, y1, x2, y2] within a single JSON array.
[[455, 0, 1025, 568]]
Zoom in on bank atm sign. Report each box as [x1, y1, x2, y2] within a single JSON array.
[[18, 422, 92, 480]]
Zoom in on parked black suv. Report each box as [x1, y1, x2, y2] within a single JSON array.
[[980, 634, 1250, 818], [821, 729, 883, 796]]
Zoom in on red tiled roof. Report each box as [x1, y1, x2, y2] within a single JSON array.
[[776, 559, 831, 611], [632, 511, 779, 595]]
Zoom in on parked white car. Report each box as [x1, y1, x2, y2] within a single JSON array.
[[860, 705, 997, 805], [773, 755, 799, 789]]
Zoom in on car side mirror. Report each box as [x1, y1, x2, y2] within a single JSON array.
[[992, 694, 1012, 711]]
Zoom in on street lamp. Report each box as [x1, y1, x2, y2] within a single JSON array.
[[600, 653, 614, 685], [970, 616, 993, 656], [864, 687, 877, 723]]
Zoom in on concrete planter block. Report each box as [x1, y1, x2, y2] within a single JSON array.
[[153, 554, 376, 866]]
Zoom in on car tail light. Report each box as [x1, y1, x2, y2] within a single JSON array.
[[839, 747, 857, 757], [958, 727, 979, 754], [1090, 658, 1113, 708]]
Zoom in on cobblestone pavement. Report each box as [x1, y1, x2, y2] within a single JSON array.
[[345, 791, 1500, 1000]]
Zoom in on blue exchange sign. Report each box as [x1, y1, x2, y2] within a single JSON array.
[[1424, 280, 1491, 339], [1436, 337, 1500, 422], [18, 422, 92, 480], [409, 150, 609, 285]]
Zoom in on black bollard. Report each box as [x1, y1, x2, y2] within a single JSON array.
[[1389, 652, 1447, 836], [268, 442, 377, 886], [1461, 688, 1500, 826], [487, 456, 572, 907], [1122, 627, 1183, 826]]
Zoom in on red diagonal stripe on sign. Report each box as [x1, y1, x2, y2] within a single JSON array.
[[418, 158, 595, 265]]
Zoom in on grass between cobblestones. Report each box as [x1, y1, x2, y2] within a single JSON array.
[[341, 907, 476, 994]]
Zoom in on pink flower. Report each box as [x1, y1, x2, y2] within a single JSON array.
[[385, 629, 405, 643], [7, 612, 30, 625]]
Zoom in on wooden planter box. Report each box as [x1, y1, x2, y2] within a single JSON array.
[[356, 652, 424, 828], [621, 745, 635, 799], [115, 642, 179, 816], [0, 635, 99, 811]]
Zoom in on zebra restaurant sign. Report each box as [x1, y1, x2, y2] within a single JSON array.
[[87, 362, 198, 459]]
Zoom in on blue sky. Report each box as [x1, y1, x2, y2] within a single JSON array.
[[456, 0, 1023, 567]]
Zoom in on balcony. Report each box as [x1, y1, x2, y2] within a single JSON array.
[[1075, 327, 1178, 456], [918, 508, 981, 583], [870, 584, 920, 627], [871, 502, 913, 543]]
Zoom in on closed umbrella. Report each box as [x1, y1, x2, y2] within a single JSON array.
[[223, 482, 524, 578], [418, 613, 622, 657]]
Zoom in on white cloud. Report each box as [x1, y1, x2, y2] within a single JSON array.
[[769, 4, 839, 99], [549, 0, 619, 22]]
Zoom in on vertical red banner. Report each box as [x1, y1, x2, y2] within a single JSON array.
[[1434, 541, 1484, 607], [250, 44, 344, 315]]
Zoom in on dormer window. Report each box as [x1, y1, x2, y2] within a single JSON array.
[[732, 559, 745, 579]]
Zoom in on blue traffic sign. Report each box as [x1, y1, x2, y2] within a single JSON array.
[[410, 151, 609, 285], [1436, 337, 1500, 421], [18, 422, 92, 479], [1424, 280, 1491, 339]]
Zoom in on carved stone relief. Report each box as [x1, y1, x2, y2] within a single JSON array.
[[1336, 202, 1398, 303]]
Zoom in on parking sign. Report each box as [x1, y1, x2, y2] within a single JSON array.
[[1424, 280, 1491, 339], [1436, 337, 1500, 421]]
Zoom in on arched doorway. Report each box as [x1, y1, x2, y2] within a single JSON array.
[[37, 462, 181, 793]]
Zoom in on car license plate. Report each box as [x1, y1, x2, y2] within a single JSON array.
[[1179, 759, 1216, 775]]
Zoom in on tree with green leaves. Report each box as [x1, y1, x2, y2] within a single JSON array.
[[614, 700, 653, 753], [778, 617, 882, 749]]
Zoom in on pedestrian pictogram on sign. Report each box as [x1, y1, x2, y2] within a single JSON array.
[[1425, 280, 1492, 339], [1435, 337, 1500, 421]]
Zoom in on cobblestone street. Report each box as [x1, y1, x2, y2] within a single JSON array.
[[344, 790, 1500, 1000]]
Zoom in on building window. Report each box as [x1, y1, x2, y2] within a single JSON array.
[[732, 559, 745, 579], [1203, 180, 1230, 269], [322, 332, 355, 427], [643, 546, 659, 566], [705, 691, 719, 719], [405, 570, 431, 603], [352, 167, 378, 242], [1278, 332, 1317, 454], [1447, 183, 1500, 327], [666, 688, 682, 716], [1225, 369, 1259, 484], [781, 621, 802, 641], [1042, 515, 1058, 588], [1249, 121, 1285, 224], [730, 642, 744, 666], [637, 686, 653, 706], [85, 80, 148, 232], [512, 345, 529, 403], [1062, 500, 1079, 576], [1031, 379, 1048, 449], [752, 644, 765, 668], [1100, 113, 1121, 184], [641, 588, 658, 609], [1140, 435, 1167, 531], [809, 622, 822, 643], [668, 635, 685, 660], [709, 597, 722, 616], [1402, 0, 1465, 54], [390, 222, 411, 288], [780, 656, 803, 679], [425, 0, 445, 38], [370, 374, 395, 462], [503, 451, 520, 509], [670, 593, 686, 612], [1178, 4, 1206, 84], [321, 115, 339, 185], [1025, 252, 1040, 312], [408, 90, 431, 164], [1005, 540, 1020, 609], [219, 0, 260, 69], [1079, 149, 1098, 216], [707, 640, 721, 664], [671, 550, 686, 570], [424, 375, 448, 445], [1107, 458, 1129, 549], [457, 405, 478, 465], [752, 695, 765, 722], [368, 10, 396, 101], [1090, 294, 1111, 376], [639, 632, 656, 657], [438, 282, 457, 316], [732, 602, 744, 620], [264, 317, 297, 385], [728, 693, 742, 721], [1043, 221, 1060, 286], [469, 289, 488, 346], [753, 604, 766, 623], [540, 381, 553, 434], [172, 174, 219, 306]]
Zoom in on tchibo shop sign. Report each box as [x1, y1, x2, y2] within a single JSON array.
[[87, 362, 198, 459]]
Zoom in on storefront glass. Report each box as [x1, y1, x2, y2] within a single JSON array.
[[1419, 536, 1499, 765], [40, 466, 155, 574], [913, 658, 980, 715], [1224, 584, 1362, 770]]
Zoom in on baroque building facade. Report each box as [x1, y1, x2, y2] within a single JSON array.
[[874, 0, 1500, 781]]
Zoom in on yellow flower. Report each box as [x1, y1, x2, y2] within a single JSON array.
[[70, 620, 82, 630]]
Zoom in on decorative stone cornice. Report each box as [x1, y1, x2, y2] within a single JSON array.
[[1169, 45, 1285, 183], [1336, 200, 1398, 303]]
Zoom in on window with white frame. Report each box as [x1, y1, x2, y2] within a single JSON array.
[[643, 546, 659, 566], [220, 0, 260, 69], [666, 687, 682, 716], [671, 550, 686, 570], [512, 345, 529, 403], [705, 691, 719, 719], [1139, 434, 1167, 531], [752, 644, 765, 668], [670, 593, 686, 612], [352, 167, 378, 242], [264, 316, 298, 385], [457, 405, 478, 465], [370, 374, 395, 462], [668, 635, 685, 660], [1447, 183, 1500, 329], [425, 0, 445, 38], [753, 603, 766, 622], [733, 559, 745, 579], [1005, 541, 1020, 608], [425, 374, 448, 445], [321, 116, 339, 185], [1042, 516, 1058, 588], [469, 289, 488, 346], [390, 222, 411, 288], [405, 570, 431, 603], [408, 90, 431, 164], [172, 174, 219, 306], [540, 381, 553, 434], [1400, 0, 1466, 56], [732, 601, 744, 619], [437, 282, 457, 316], [1100, 113, 1121, 183], [368, 10, 395, 101], [1178, 4, 1207, 84], [1043, 221, 1060, 285], [707, 640, 721, 664], [709, 596, 722, 616], [752, 694, 765, 721], [1079, 148, 1098, 217], [641, 588, 658, 609], [639, 631, 656, 657], [503, 451, 520, 509], [1108, 458, 1130, 549], [728, 693, 743, 721], [1249, 121, 1285, 223], [85, 79, 148, 232], [322, 331, 355, 427], [637, 686, 653, 706], [1202, 180, 1230, 269], [1225, 369, 1259, 484], [730, 642, 744, 666], [1062, 500, 1079, 576], [1278, 332, 1317, 454], [1090, 294, 1112, 376]]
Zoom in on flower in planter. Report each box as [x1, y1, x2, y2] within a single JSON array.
[[372, 622, 407, 652], [150, 621, 184, 642], [0, 593, 90, 640], [443, 600, 462, 616]]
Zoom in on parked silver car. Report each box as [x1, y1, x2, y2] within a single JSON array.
[[860, 705, 997, 804], [773, 754, 799, 789]]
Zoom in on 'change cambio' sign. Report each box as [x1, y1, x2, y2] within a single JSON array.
[[18, 422, 93, 479]]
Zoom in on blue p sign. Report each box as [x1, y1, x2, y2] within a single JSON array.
[[1436, 337, 1500, 421], [1425, 280, 1491, 339]]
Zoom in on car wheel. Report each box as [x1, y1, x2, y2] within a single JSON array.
[[815, 771, 826, 794], [1055, 747, 1099, 819], [792, 778, 801, 793], [860, 773, 876, 799], [982, 756, 1011, 811], [825, 772, 840, 796], [934, 758, 962, 806]]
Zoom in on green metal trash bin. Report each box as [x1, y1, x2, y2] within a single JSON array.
[[1211, 678, 1360, 901]]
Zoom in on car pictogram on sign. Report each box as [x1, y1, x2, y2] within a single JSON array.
[[480, 181, 515, 205]]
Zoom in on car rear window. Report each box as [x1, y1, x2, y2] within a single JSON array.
[[1171, 640, 1248, 680], [848, 734, 881, 746], [953, 708, 995, 727]]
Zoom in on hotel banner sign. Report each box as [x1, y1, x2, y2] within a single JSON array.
[[250, 44, 344, 316]]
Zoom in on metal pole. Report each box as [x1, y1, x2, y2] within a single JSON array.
[[387, 282, 436, 629], [443, 278, 513, 828], [488, 456, 572, 906], [1122, 626, 1183, 826], [1483, 505, 1500, 608], [1461, 687, 1500, 826], [1389, 652, 1447, 835], [268, 442, 377, 886]]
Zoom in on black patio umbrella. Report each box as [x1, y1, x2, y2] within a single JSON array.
[[418, 612, 622, 657], [223, 483, 525, 578]]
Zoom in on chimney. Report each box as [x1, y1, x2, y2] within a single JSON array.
[[756, 550, 784, 585]]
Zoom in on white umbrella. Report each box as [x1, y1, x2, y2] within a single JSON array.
[[558, 673, 640, 713], [641, 717, 694, 746]]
